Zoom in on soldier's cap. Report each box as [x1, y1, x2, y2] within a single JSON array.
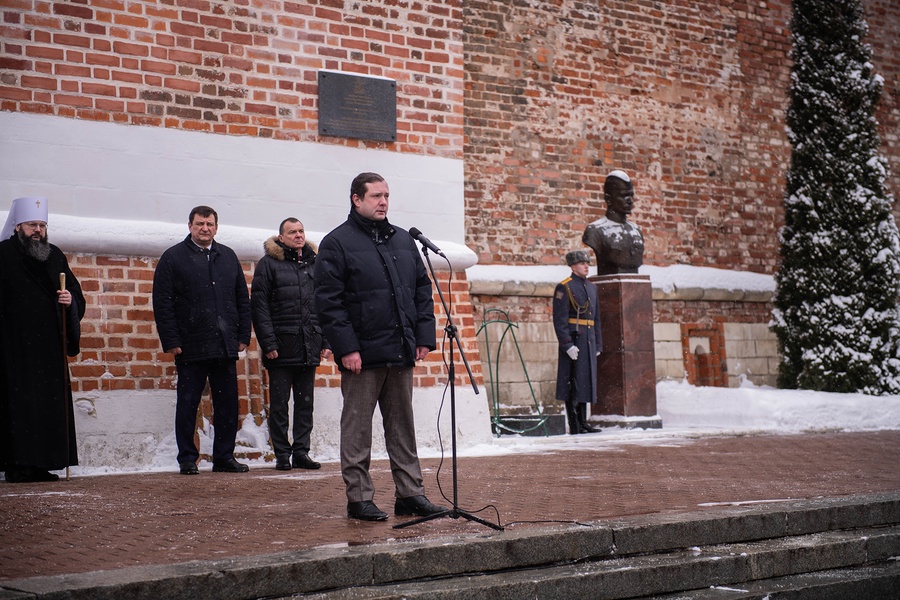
[[565, 249, 590, 266]]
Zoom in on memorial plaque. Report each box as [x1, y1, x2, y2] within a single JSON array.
[[318, 71, 397, 142]]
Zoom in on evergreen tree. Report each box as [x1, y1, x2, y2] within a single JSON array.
[[772, 0, 900, 394]]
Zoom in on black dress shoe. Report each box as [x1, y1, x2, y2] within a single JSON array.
[[212, 458, 250, 473], [275, 456, 292, 471], [347, 500, 388, 521], [179, 461, 200, 475], [394, 495, 447, 517], [579, 422, 602, 434], [292, 454, 321, 470], [5, 467, 60, 483]]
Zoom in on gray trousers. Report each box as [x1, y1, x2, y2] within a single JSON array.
[[340, 367, 425, 503]]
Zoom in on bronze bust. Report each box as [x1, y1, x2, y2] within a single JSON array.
[[582, 170, 644, 276]]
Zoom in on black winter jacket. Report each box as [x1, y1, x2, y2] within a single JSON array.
[[152, 236, 251, 365], [251, 237, 326, 369], [314, 211, 436, 371]]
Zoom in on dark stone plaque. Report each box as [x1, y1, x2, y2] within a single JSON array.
[[318, 71, 397, 142]]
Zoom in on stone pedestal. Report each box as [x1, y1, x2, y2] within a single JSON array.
[[592, 274, 661, 429]]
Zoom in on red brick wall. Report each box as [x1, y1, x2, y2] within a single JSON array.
[[653, 299, 773, 325], [0, 0, 464, 157], [4, 1, 898, 409], [463, 0, 900, 272], [66, 253, 481, 420], [3, 1, 897, 276]]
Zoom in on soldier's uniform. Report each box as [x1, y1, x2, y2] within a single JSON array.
[[552, 250, 603, 434]]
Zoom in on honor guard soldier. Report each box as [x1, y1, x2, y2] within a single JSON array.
[[553, 250, 603, 434]]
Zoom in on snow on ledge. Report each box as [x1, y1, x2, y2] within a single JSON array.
[[5, 212, 478, 270], [467, 263, 775, 299]]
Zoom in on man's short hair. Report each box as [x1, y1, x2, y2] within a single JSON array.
[[189, 205, 218, 224], [350, 172, 385, 209], [279, 217, 301, 235]]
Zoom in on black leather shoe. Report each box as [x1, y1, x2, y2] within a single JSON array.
[[5, 467, 60, 483], [292, 454, 321, 470], [579, 422, 602, 434], [275, 456, 292, 471], [347, 501, 388, 521], [394, 495, 447, 517], [179, 461, 199, 475], [212, 458, 250, 473]]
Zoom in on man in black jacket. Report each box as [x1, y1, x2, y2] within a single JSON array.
[[251, 218, 331, 471], [314, 172, 446, 522], [153, 206, 252, 475]]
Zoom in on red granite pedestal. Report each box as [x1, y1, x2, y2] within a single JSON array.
[[591, 274, 662, 429]]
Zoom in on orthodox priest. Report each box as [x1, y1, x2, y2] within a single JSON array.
[[0, 197, 84, 483], [553, 250, 602, 434]]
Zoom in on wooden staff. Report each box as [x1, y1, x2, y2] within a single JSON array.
[[59, 272, 70, 481]]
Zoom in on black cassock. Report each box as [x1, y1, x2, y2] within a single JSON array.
[[0, 236, 84, 472]]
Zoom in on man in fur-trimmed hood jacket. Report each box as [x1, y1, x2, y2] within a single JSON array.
[[251, 219, 330, 471]]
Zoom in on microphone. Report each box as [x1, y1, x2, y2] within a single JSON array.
[[409, 227, 446, 257]]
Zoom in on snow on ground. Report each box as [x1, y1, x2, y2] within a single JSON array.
[[68, 378, 900, 476], [447, 378, 900, 458]]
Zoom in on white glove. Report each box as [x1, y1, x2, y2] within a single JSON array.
[[566, 346, 579, 361]]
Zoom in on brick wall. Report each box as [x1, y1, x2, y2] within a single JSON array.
[[4, 1, 899, 431], [67, 253, 482, 425], [0, 0, 464, 158], [463, 0, 900, 272], [3, 1, 897, 274]]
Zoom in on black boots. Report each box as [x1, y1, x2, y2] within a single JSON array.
[[212, 458, 250, 472], [179, 461, 200, 475], [347, 500, 388, 521], [566, 403, 601, 434], [273, 453, 320, 470], [292, 454, 321, 470], [394, 495, 447, 517], [576, 404, 601, 433]]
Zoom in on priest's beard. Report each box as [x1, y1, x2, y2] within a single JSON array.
[[17, 229, 51, 262]]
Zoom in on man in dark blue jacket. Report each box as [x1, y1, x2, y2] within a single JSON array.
[[314, 172, 445, 522], [153, 206, 252, 475]]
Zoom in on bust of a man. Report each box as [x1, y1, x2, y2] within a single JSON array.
[[582, 170, 644, 276]]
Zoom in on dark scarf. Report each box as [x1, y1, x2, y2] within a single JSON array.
[[349, 210, 394, 244]]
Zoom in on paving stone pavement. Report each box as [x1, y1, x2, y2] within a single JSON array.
[[1, 430, 898, 582]]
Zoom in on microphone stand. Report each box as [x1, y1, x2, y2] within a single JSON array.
[[394, 245, 503, 531]]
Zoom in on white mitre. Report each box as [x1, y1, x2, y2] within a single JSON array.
[[1, 197, 49, 239]]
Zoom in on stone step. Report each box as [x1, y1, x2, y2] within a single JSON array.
[[649, 561, 900, 599], [3, 493, 897, 600], [294, 526, 900, 599]]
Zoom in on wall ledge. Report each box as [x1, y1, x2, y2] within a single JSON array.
[[467, 264, 775, 303]]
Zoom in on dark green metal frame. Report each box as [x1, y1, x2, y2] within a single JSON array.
[[476, 308, 550, 436]]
